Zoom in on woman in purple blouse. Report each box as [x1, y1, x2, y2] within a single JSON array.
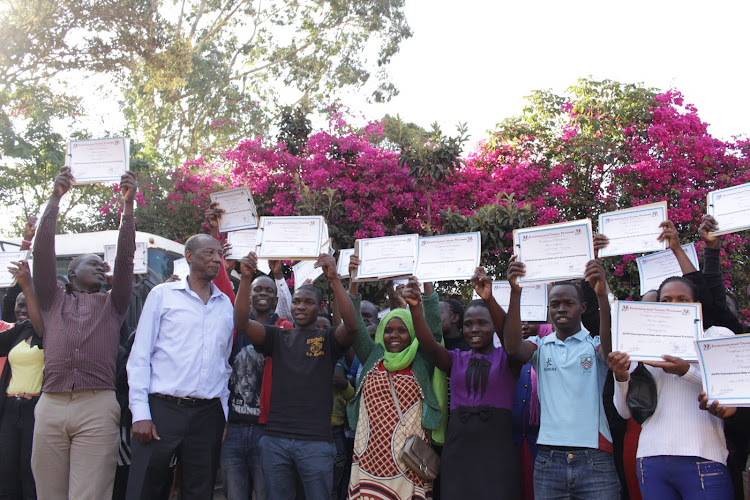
[[411, 268, 520, 499]]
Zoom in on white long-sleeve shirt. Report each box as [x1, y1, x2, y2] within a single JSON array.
[[127, 277, 234, 423], [613, 326, 734, 465]]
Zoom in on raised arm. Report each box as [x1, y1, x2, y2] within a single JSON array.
[[9, 260, 44, 337], [472, 266, 507, 345], [269, 260, 293, 322], [404, 278, 451, 371], [658, 220, 697, 275], [318, 254, 358, 347], [585, 259, 612, 357], [234, 253, 268, 345], [348, 254, 360, 296], [502, 257, 536, 363], [33, 168, 73, 310], [110, 171, 137, 315]]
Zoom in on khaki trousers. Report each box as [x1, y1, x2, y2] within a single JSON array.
[[32, 390, 120, 500]]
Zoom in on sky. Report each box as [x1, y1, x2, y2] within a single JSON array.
[[339, 0, 750, 148]]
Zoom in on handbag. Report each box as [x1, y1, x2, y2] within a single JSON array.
[[625, 362, 658, 425], [386, 371, 440, 481]]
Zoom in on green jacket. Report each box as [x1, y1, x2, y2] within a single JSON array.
[[346, 292, 443, 431]]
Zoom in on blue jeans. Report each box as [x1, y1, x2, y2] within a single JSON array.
[[261, 435, 336, 500], [533, 447, 620, 499], [221, 423, 266, 500], [638, 456, 734, 500]]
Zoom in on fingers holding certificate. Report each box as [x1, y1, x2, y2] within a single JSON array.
[[707, 182, 750, 235]]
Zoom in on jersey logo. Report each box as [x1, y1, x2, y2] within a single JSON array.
[[544, 357, 556, 371], [306, 336, 324, 357], [580, 355, 593, 371]]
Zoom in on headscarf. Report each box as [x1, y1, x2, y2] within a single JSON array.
[[375, 308, 419, 372]]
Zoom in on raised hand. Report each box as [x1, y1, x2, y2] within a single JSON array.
[[657, 220, 680, 251], [593, 233, 609, 259], [120, 171, 138, 204], [471, 266, 493, 300], [8, 261, 32, 289], [23, 216, 37, 243], [698, 215, 720, 249], [315, 253, 338, 280], [268, 260, 284, 279], [205, 202, 225, 229], [506, 255, 525, 292], [607, 351, 631, 382], [401, 277, 422, 307], [584, 259, 607, 296], [53, 168, 75, 198], [348, 254, 361, 277], [240, 252, 258, 279]]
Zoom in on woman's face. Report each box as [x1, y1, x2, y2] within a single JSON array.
[[383, 317, 411, 353], [659, 281, 695, 303], [463, 306, 494, 352]]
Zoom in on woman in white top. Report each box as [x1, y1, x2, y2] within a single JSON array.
[[608, 276, 734, 500]]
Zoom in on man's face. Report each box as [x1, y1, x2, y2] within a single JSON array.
[[186, 238, 223, 280], [251, 276, 277, 314], [291, 288, 320, 328], [15, 293, 29, 322], [548, 284, 585, 333], [69, 254, 108, 291], [361, 301, 379, 326]]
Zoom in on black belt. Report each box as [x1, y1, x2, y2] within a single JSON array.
[[538, 445, 593, 452], [152, 393, 220, 408]]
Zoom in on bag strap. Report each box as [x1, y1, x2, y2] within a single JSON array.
[[387, 371, 404, 423]]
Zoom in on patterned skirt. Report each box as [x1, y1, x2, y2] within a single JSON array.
[[348, 364, 432, 500]]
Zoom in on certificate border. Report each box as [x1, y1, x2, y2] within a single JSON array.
[[597, 202, 668, 257], [635, 243, 699, 296], [491, 281, 548, 322], [0, 250, 31, 288], [103, 242, 148, 275], [292, 259, 325, 290], [414, 231, 481, 282], [696, 333, 750, 403], [707, 182, 750, 236], [209, 187, 259, 232], [355, 234, 418, 280], [336, 248, 355, 278], [613, 301, 702, 361], [67, 137, 129, 183], [256, 215, 325, 260], [513, 219, 594, 283], [225, 228, 259, 260]]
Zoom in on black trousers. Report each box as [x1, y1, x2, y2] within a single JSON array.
[[0, 396, 39, 500], [125, 395, 225, 500]]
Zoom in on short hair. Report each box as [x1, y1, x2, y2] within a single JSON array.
[[441, 299, 465, 328], [657, 276, 699, 303], [67, 254, 99, 279], [465, 299, 488, 311], [296, 284, 323, 305], [550, 281, 585, 303], [184, 233, 216, 255], [251, 275, 277, 296]]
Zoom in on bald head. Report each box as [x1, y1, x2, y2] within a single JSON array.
[[361, 300, 379, 326], [184, 234, 223, 281]]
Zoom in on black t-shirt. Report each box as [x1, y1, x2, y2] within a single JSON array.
[[260, 325, 344, 441]]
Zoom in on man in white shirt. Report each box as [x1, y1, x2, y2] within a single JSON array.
[[125, 234, 234, 499]]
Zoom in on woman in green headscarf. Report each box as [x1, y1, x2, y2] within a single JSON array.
[[346, 279, 445, 500]]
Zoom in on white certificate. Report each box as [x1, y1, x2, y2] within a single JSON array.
[[104, 242, 148, 275], [0, 252, 29, 287], [172, 258, 190, 279], [707, 182, 750, 235], [613, 301, 703, 361], [67, 138, 129, 184], [292, 260, 324, 290], [414, 232, 481, 282], [337, 248, 355, 278], [256, 216, 325, 260], [354, 234, 418, 281], [491, 281, 548, 321], [513, 219, 594, 284], [226, 229, 259, 260], [696, 334, 750, 405], [635, 244, 700, 296], [209, 187, 259, 232], [597, 202, 667, 257]]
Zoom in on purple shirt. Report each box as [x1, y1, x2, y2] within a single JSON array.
[[449, 348, 516, 410]]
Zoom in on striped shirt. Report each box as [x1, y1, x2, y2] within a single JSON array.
[[33, 204, 135, 392]]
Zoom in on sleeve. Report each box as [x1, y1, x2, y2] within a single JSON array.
[[32, 204, 61, 311], [680, 364, 703, 387], [258, 325, 279, 356], [126, 286, 164, 423], [0, 324, 21, 356], [110, 214, 136, 315], [1, 283, 21, 323], [212, 258, 236, 305], [701, 247, 743, 333], [422, 291, 442, 343], [274, 278, 293, 323], [348, 292, 375, 363], [527, 336, 541, 369], [613, 378, 633, 419]]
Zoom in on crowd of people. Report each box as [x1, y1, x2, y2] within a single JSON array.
[[1, 166, 749, 500]]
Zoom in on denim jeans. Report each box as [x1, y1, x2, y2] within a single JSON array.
[[638, 455, 734, 500], [533, 447, 621, 499], [261, 435, 336, 500], [221, 423, 266, 500]]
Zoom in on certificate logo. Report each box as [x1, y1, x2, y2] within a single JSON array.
[[651, 211, 658, 217], [580, 355, 593, 371], [682, 309, 690, 315], [621, 304, 629, 312], [522, 235, 528, 241], [467, 236, 473, 242], [421, 241, 426, 246], [702, 344, 711, 351], [574, 229, 581, 235]]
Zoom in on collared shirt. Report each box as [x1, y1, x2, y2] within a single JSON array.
[[33, 205, 135, 392], [127, 276, 234, 423], [527, 328, 612, 450]]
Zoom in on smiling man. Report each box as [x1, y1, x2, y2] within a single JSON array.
[[126, 233, 235, 499], [31, 167, 138, 500]]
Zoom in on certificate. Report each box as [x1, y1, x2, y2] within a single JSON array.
[[226, 229, 259, 260], [696, 334, 750, 405], [67, 138, 129, 184], [354, 234, 418, 281], [209, 187, 258, 232], [172, 258, 190, 279], [414, 232, 481, 282], [337, 248, 355, 278], [293, 260, 324, 290], [613, 301, 703, 361], [513, 219, 594, 284], [707, 182, 750, 235], [635, 244, 699, 296], [256, 216, 326, 260], [104, 242, 148, 275], [491, 281, 548, 321], [597, 202, 667, 257], [0, 252, 29, 288]]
